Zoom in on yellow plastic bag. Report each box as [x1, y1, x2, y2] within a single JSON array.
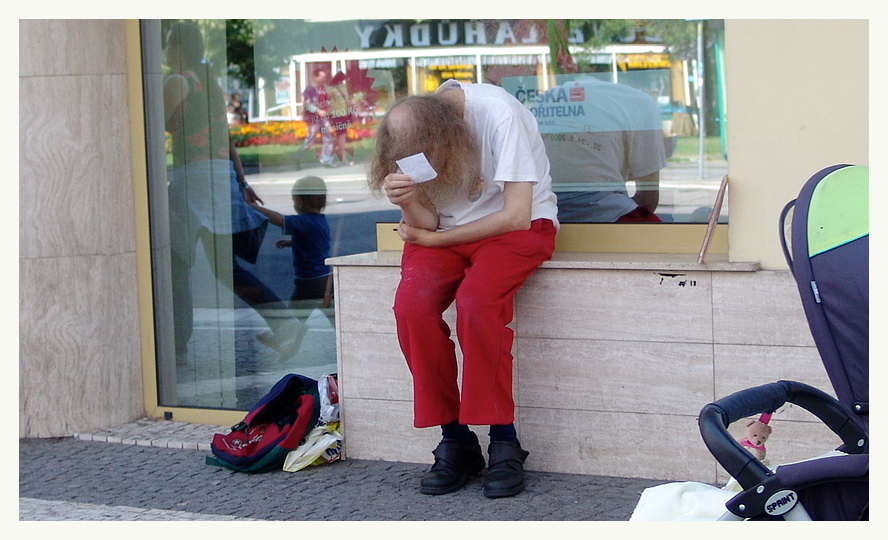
[[282, 421, 342, 472]]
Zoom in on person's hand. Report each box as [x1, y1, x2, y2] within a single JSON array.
[[383, 173, 417, 207], [385, 173, 440, 232], [397, 220, 437, 247], [240, 185, 264, 205], [275, 238, 292, 249]]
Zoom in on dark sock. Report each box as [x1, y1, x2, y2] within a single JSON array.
[[441, 421, 476, 444], [489, 423, 519, 445]]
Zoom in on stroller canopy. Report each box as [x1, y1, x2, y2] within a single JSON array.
[[781, 164, 869, 432]]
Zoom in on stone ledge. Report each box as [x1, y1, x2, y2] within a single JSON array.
[[329, 250, 760, 272]]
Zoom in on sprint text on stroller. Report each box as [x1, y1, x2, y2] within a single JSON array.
[[765, 490, 798, 515]]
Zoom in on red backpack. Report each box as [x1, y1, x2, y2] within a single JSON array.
[[206, 374, 320, 473]]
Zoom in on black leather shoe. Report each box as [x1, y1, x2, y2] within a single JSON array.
[[420, 437, 485, 495], [483, 441, 529, 498]]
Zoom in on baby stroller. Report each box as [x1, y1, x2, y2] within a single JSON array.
[[698, 164, 869, 520]]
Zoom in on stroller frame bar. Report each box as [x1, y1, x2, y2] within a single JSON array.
[[699, 380, 867, 489]]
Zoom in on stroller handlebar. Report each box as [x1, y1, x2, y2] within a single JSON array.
[[698, 380, 867, 489]]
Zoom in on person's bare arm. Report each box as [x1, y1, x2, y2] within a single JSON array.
[[383, 172, 440, 231], [230, 138, 263, 205], [163, 74, 188, 127], [248, 201, 284, 228], [631, 171, 659, 213], [398, 181, 533, 248]]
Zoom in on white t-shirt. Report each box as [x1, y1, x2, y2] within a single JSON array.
[[433, 80, 559, 231]]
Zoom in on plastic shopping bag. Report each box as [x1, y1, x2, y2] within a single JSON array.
[[282, 421, 342, 472], [318, 374, 339, 423]]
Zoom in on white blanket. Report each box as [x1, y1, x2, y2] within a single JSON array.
[[630, 481, 738, 521], [630, 451, 846, 521]]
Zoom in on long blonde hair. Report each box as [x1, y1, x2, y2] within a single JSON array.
[[368, 94, 481, 209]]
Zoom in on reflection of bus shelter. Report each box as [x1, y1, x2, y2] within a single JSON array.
[[276, 44, 668, 122], [284, 46, 549, 121]]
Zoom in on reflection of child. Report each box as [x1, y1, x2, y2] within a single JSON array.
[[250, 176, 332, 303]]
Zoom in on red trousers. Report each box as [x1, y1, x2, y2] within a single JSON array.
[[393, 219, 557, 428]]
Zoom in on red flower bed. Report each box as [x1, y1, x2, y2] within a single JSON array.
[[230, 120, 374, 148]]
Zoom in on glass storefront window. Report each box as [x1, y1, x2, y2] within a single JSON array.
[[142, 19, 727, 411]]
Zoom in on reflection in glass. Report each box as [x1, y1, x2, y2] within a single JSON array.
[[146, 20, 340, 411], [504, 70, 726, 223], [528, 75, 668, 223], [144, 19, 727, 412]]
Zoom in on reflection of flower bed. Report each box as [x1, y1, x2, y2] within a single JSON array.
[[230, 121, 374, 148]]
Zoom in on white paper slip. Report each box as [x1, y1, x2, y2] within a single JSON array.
[[396, 152, 438, 183]]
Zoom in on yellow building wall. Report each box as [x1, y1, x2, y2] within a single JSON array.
[[724, 19, 868, 270]]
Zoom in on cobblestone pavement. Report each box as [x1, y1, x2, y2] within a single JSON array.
[[19, 418, 662, 521]]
